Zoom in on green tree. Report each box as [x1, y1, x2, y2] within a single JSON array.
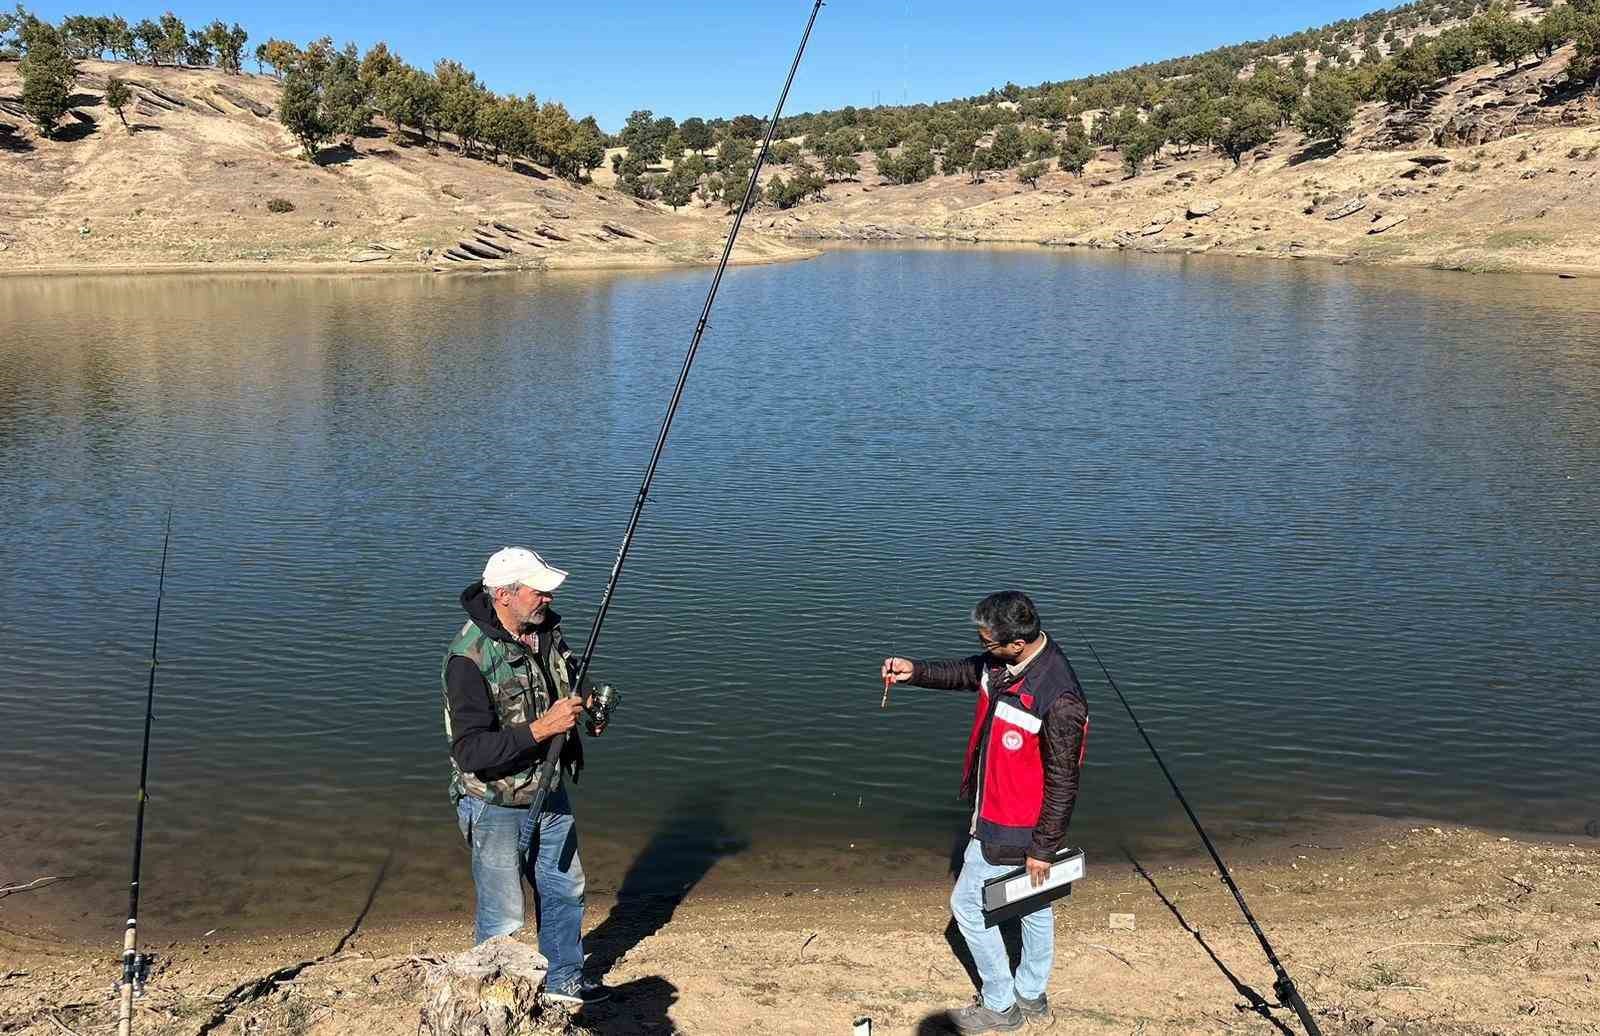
[[18, 18, 75, 137], [106, 15, 134, 60], [1472, 4, 1536, 67], [1218, 97, 1278, 165], [1296, 73, 1357, 144], [1057, 128, 1095, 176], [1432, 28, 1480, 74], [157, 11, 186, 66], [104, 75, 131, 129], [1119, 122, 1163, 176], [1375, 59, 1426, 106], [1017, 160, 1047, 188], [1570, 7, 1600, 87], [323, 45, 371, 144], [680, 116, 712, 153], [1535, 7, 1575, 57], [131, 18, 161, 64], [258, 38, 301, 78], [769, 139, 800, 164], [941, 127, 979, 178], [435, 59, 483, 155], [200, 21, 247, 73], [659, 164, 698, 210], [279, 67, 331, 160], [1244, 61, 1303, 126], [988, 123, 1025, 168], [821, 149, 860, 180], [184, 28, 211, 67]]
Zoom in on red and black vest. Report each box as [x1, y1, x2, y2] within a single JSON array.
[[961, 642, 1089, 850]]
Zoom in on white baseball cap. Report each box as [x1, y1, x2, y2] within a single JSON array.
[[481, 547, 568, 593]]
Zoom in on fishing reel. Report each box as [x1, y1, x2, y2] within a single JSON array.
[[121, 951, 154, 997], [586, 684, 620, 736]]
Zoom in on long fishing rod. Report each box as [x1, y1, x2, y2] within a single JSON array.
[[1077, 634, 1322, 1036], [525, 0, 827, 819], [119, 506, 174, 1036]]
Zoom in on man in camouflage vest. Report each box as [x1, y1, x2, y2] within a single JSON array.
[[443, 546, 610, 1007]]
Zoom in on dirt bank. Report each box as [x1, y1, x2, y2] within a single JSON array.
[[3, 820, 1596, 1035]]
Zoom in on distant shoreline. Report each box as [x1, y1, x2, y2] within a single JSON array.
[[1, 238, 1593, 281]]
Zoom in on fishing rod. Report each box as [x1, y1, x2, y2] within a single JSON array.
[[525, 0, 827, 820], [1077, 633, 1322, 1036], [119, 506, 174, 1036]]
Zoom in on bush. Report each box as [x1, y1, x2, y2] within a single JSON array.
[[266, 197, 295, 213]]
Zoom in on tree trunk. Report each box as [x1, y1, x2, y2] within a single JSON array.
[[419, 936, 578, 1036]]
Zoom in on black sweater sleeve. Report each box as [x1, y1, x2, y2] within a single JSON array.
[[1028, 691, 1088, 861], [445, 654, 538, 774], [909, 654, 987, 692]]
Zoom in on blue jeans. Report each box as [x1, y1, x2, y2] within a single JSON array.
[[455, 788, 586, 989], [950, 838, 1055, 1012]]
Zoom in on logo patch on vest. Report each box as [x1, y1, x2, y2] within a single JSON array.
[[1002, 730, 1024, 751]]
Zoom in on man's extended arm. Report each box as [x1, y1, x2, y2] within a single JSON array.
[[908, 654, 988, 692], [1028, 692, 1088, 862]]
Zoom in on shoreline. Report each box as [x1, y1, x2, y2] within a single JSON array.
[[1, 235, 1595, 281], [4, 816, 1595, 1034]]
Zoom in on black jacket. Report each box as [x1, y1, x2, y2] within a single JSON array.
[[444, 583, 584, 783], [912, 638, 1088, 864]]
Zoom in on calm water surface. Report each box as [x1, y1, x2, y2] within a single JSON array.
[[2, 249, 1597, 939]]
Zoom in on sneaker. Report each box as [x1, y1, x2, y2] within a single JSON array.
[[950, 999, 1024, 1034], [1016, 992, 1054, 1028], [542, 977, 612, 1007]]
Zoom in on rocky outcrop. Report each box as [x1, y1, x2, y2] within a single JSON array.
[[1325, 198, 1368, 221], [1186, 199, 1222, 218], [213, 84, 272, 118]]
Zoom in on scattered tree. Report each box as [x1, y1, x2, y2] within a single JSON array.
[[18, 19, 76, 138], [279, 67, 331, 160], [1017, 160, 1047, 188], [1296, 73, 1357, 145], [1219, 97, 1279, 165], [104, 75, 131, 129]]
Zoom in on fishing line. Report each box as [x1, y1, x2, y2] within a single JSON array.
[[1075, 629, 1322, 1035]]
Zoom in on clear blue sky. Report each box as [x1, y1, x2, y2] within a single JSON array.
[[36, 0, 1391, 131]]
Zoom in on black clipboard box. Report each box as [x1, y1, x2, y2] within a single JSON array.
[[980, 848, 1086, 928]]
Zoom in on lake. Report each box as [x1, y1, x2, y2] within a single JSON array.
[[2, 248, 1596, 940]]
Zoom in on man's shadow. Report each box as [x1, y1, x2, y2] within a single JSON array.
[[575, 787, 747, 1033]]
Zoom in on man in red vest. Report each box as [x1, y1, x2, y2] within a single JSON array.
[[882, 591, 1089, 1034]]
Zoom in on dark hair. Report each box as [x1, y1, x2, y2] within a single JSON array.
[[972, 591, 1040, 644]]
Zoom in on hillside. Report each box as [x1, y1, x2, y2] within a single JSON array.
[[2, 0, 1599, 278], [0, 60, 812, 274], [758, 44, 1600, 275]]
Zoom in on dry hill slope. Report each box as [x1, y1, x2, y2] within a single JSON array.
[[0, 60, 812, 274], [761, 45, 1600, 275]]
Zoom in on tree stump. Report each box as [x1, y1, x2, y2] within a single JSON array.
[[420, 936, 580, 1036]]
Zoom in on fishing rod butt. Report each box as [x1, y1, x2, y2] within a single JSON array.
[[1275, 977, 1322, 1035]]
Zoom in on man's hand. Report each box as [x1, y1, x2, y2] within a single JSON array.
[[1025, 856, 1052, 888], [529, 698, 584, 742], [881, 657, 914, 684]]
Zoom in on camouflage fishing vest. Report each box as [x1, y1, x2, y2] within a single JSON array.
[[442, 619, 575, 807]]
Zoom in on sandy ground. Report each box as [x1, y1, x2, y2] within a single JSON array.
[[3, 820, 1596, 1036]]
